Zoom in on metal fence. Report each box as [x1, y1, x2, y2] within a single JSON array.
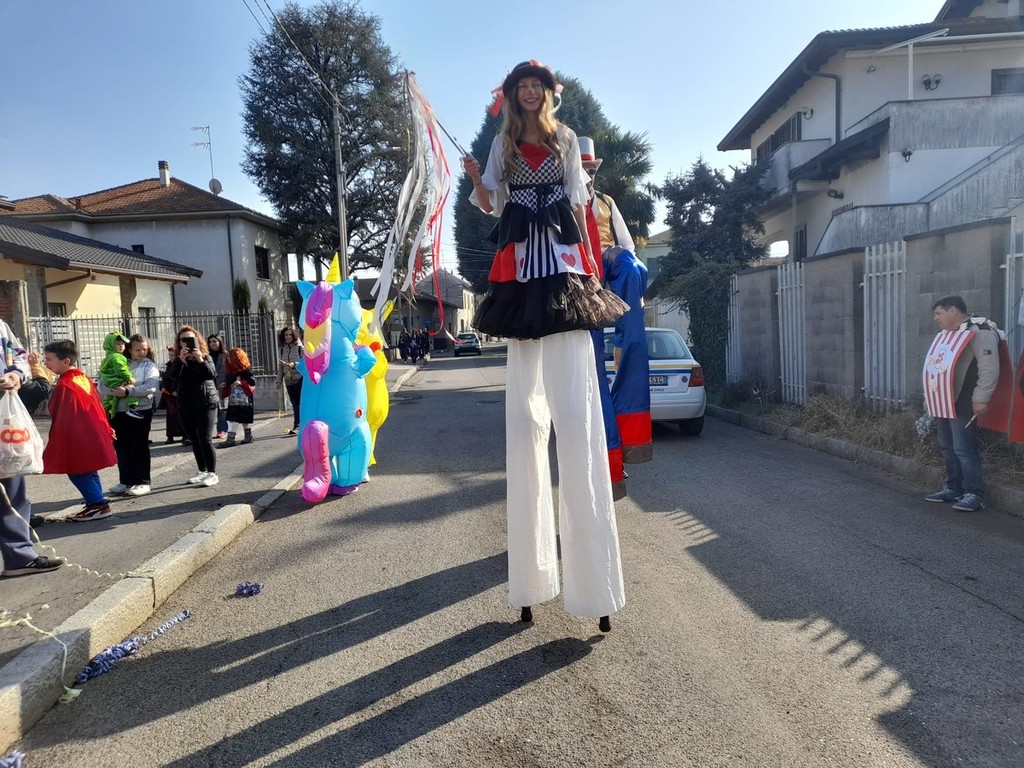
[[777, 261, 806, 405], [863, 240, 907, 411], [27, 311, 281, 379], [725, 273, 741, 384]]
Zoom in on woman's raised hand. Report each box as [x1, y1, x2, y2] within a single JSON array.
[[462, 155, 482, 184]]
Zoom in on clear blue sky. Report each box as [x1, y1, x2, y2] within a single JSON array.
[[1, 0, 941, 275]]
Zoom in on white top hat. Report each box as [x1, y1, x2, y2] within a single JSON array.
[[578, 136, 603, 169]]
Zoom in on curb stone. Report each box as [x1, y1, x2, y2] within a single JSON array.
[[707, 405, 1024, 518], [0, 465, 304, 753]]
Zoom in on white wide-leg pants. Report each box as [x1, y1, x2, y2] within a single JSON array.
[[505, 330, 626, 617]]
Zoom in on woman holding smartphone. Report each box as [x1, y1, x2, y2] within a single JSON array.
[[166, 325, 219, 487]]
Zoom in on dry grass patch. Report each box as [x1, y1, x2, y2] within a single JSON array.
[[718, 390, 1023, 489]]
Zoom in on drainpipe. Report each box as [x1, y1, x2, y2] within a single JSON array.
[[225, 215, 236, 297], [802, 64, 841, 143]]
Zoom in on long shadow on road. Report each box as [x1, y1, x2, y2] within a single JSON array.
[[22, 553, 512, 751], [164, 624, 595, 767]]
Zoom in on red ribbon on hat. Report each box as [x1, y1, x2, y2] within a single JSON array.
[[487, 85, 505, 117]]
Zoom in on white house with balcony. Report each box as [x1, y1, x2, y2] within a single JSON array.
[[719, 0, 1024, 261], [718, 0, 1024, 404]]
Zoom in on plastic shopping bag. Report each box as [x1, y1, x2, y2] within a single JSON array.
[[0, 389, 44, 477]]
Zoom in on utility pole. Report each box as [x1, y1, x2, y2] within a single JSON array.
[[332, 98, 349, 281]]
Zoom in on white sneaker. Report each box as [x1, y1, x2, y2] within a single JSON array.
[[108, 483, 128, 494], [187, 472, 209, 484], [126, 484, 151, 496], [200, 473, 219, 487]]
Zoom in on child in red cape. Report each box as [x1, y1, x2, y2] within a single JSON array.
[[43, 339, 117, 522]]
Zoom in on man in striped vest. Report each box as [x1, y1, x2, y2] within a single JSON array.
[[924, 295, 1000, 512]]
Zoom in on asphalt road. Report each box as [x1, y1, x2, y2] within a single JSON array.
[[12, 348, 1024, 767]]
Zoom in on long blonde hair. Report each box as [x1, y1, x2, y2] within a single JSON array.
[[499, 86, 562, 180]]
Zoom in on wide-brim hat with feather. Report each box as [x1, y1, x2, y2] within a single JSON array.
[[501, 59, 556, 96]]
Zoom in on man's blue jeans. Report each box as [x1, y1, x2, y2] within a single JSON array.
[[935, 407, 984, 497]]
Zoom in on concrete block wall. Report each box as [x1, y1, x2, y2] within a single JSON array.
[[803, 251, 864, 398], [734, 266, 780, 391], [904, 218, 1011, 397]]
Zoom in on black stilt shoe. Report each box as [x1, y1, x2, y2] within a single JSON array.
[[520, 606, 533, 623], [598, 615, 611, 633]]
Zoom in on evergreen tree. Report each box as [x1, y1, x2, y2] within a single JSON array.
[[656, 159, 771, 389], [239, 1, 407, 273]]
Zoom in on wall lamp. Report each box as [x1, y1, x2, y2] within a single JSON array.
[[826, 189, 844, 199], [800, 106, 814, 120], [902, 148, 914, 162], [921, 73, 942, 91]]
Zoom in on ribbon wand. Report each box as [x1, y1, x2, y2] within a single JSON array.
[[434, 118, 469, 158]]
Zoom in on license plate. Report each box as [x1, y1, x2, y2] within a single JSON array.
[[649, 375, 668, 387]]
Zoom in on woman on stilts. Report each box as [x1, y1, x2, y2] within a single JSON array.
[[462, 60, 628, 632]]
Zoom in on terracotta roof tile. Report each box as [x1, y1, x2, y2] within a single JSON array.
[[3, 194, 78, 215], [4, 178, 277, 224]]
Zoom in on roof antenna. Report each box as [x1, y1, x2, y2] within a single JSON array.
[[191, 125, 222, 195]]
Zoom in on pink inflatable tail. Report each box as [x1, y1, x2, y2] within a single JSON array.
[[300, 420, 331, 503]]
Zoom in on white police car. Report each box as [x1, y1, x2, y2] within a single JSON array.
[[603, 327, 706, 435]]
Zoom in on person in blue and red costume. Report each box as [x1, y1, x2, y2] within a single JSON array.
[[42, 339, 118, 522], [580, 136, 653, 465], [463, 60, 629, 633]]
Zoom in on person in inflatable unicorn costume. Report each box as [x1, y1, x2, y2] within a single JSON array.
[[294, 257, 391, 503]]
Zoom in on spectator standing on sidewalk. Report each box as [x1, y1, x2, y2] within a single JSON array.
[[166, 326, 219, 487], [99, 334, 160, 497], [219, 347, 256, 448], [207, 333, 229, 439], [278, 327, 303, 435], [42, 339, 118, 522], [0, 320, 63, 576], [924, 295, 1000, 512], [159, 345, 188, 445]]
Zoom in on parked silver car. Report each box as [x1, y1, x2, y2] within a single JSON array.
[[454, 332, 482, 356], [603, 327, 706, 435]]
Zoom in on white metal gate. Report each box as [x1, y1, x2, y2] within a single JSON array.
[[777, 261, 806, 405], [863, 240, 907, 411], [726, 273, 741, 384], [1003, 217, 1024, 366]]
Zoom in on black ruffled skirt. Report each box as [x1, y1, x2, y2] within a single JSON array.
[[474, 273, 629, 340]]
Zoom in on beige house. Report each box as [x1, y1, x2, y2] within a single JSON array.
[[0, 213, 197, 337], [2, 161, 286, 318], [636, 230, 691, 344]]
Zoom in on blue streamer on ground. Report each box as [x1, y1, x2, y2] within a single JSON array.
[[0, 750, 25, 768], [234, 581, 263, 597], [75, 610, 191, 685]]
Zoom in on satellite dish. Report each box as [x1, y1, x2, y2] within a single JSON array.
[[209, 178, 223, 195]]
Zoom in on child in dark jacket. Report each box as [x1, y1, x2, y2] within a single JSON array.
[[218, 347, 256, 448]]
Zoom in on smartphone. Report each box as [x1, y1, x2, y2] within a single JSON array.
[[183, 337, 197, 350]]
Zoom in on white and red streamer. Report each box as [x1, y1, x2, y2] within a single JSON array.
[[372, 72, 451, 337]]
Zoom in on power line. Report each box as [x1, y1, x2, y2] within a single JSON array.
[[239, 0, 267, 34]]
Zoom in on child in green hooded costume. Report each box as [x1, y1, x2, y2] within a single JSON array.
[[100, 332, 141, 419]]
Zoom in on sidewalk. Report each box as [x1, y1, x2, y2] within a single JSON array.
[[0, 359, 421, 751]]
